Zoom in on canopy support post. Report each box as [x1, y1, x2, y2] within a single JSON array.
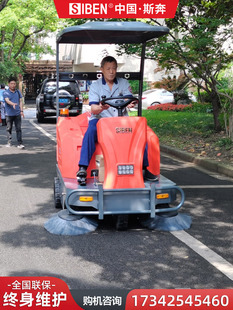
[[138, 43, 146, 117]]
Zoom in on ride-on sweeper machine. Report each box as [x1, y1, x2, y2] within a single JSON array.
[[44, 21, 192, 235]]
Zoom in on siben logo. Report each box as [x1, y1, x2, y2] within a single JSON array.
[[116, 127, 133, 134], [69, 3, 108, 15]]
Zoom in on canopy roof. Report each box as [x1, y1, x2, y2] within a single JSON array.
[[57, 21, 169, 45]]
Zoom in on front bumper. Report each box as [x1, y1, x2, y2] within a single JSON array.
[[43, 108, 80, 116], [57, 167, 185, 220]]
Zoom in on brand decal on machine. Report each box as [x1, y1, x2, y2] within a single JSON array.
[[116, 127, 133, 133]]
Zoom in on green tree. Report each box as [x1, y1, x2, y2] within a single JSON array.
[[152, 75, 190, 92], [0, 0, 60, 82], [120, 1, 233, 132]]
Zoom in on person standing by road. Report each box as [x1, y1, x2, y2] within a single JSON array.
[[3, 77, 25, 149], [0, 84, 6, 126]]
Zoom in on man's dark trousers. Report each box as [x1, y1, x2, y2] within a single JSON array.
[[6, 115, 22, 145]]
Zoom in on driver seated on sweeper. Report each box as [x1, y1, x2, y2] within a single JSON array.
[[76, 56, 158, 185]]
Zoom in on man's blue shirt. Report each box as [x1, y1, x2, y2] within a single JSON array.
[[3, 89, 22, 116]]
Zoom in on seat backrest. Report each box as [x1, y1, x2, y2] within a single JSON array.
[[97, 116, 147, 189]]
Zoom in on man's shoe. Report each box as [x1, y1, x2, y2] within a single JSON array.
[[6, 142, 12, 148], [143, 168, 158, 182], [17, 144, 25, 149], [77, 167, 87, 186]]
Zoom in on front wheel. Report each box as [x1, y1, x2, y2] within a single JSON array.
[[54, 177, 62, 209], [156, 204, 178, 217]]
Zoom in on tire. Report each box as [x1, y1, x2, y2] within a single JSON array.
[[54, 177, 62, 209], [156, 204, 178, 217], [151, 102, 160, 106], [37, 111, 44, 123]]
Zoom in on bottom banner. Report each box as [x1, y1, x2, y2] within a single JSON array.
[[0, 278, 232, 310]]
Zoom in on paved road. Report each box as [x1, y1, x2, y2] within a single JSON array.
[[0, 110, 232, 290]]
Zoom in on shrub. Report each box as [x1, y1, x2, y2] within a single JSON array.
[[173, 90, 191, 105], [217, 137, 233, 150], [197, 91, 212, 104], [148, 103, 192, 111], [186, 102, 213, 113], [129, 80, 148, 94], [82, 92, 89, 100]]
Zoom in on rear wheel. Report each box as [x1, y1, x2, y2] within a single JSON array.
[[54, 177, 62, 209], [151, 102, 160, 106], [37, 111, 44, 123]]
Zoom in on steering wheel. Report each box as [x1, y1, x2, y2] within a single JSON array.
[[100, 95, 138, 109]]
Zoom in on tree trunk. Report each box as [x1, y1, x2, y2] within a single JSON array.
[[229, 110, 233, 141], [0, 0, 10, 11], [0, 30, 5, 62], [211, 93, 222, 132]]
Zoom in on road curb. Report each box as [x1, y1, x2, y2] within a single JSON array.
[[160, 144, 233, 179]]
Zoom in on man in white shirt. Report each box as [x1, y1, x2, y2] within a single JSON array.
[[77, 56, 157, 185]]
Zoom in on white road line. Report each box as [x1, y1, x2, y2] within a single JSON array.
[[171, 230, 233, 281], [181, 185, 233, 189], [29, 120, 56, 143]]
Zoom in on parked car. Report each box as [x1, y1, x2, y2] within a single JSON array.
[[141, 88, 174, 109], [36, 78, 82, 123]]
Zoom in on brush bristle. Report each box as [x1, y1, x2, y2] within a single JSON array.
[[140, 213, 192, 231], [44, 211, 98, 235]]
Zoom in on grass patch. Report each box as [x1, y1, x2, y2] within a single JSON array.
[[130, 109, 214, 147], [129, 109, 233, 165]]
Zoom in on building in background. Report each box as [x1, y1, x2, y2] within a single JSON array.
[[60, 43, 179, 87], [23, 33, 180, 102], [24, 60, 73, 102]]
